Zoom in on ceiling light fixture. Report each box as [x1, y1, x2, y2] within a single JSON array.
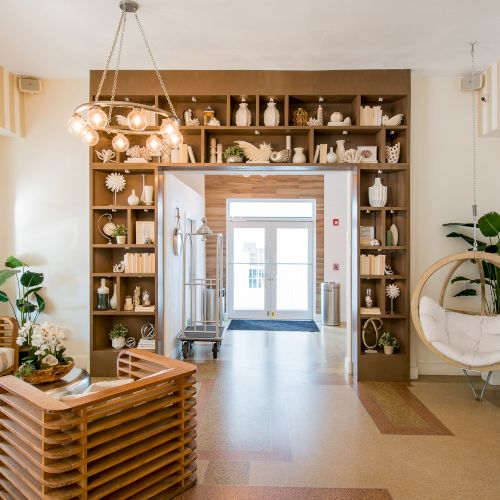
[[68, 0, 182, 153]]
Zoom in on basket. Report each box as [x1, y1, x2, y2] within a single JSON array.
[[18, 362, 74, 384]]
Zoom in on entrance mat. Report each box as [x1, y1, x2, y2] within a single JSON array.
[[228, 320, 319, 332]]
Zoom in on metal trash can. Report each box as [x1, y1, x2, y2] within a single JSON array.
[[321, 282, 340, 326], [203, 287, 225, 322]]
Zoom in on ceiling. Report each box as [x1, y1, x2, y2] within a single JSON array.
[[2, 0, 499, 79]]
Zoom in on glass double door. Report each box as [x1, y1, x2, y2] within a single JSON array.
[[227, 221, 314, 320]]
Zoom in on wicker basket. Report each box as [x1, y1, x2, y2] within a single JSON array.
[[19, 362, 74, 384]]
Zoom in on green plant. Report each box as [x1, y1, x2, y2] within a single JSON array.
[[112, 224, 128, 237], [378, 332, 400, 349], [444, 211, 500, 313], [223, 144, 245, 160], [109, 323, 128, 339], [0, 256, 45, 326]]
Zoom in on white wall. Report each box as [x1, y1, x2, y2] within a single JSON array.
[[163, 174, 205, 357], [0, 79, 89, 367], [411, 75, 500, 377]]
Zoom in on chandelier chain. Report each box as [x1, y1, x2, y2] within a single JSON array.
[[471, 42, 478, 252], [133, 11, 178, 119], [95, 11, 126, 102], [111, 11, 127, 103]]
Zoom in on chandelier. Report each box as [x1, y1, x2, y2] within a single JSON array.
[[67, 0, 182, 155]]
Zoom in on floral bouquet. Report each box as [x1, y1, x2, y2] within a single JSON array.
[[16, 321, 74, 383]]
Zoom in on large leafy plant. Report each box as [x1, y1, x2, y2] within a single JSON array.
[[444, 211, 500, 314], [0, 256, 45, 326]]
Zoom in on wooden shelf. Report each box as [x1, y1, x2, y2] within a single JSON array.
[[92, 244, 156, 249], [361, 275, 406, 279], [359, 246, 407, 250], [93, 310, 156, 316], [92, 205, 156, 210], [360, 206, 407, 211], [92, 273, 156, 277], [360, 314, 407, 319]]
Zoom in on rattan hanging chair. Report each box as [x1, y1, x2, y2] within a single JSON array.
[[411, 251, 500, 400]]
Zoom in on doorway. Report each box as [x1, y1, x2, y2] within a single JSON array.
[[227, 199, 315, 320]]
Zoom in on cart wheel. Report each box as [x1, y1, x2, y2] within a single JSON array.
[[212, 343, 218, 359], [182, 342, 189, 359]]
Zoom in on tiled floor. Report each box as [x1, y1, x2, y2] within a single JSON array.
[[180, 325, 500, 499]]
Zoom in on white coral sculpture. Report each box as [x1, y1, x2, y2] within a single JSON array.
[[343, 149, 362, 163], [307, 117, 322, 126], [105, 172, 126, 193], [385, 283, 400, 300], [234, 141, 273, 163], [96, 149, 116, 163], [126, 145, 153, 161]]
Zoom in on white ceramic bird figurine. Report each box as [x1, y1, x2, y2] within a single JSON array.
[[382, 114, 404, 126], [234, 141, 273, 163]]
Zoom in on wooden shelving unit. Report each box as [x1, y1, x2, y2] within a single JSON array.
[[89, 69, 410, 379]]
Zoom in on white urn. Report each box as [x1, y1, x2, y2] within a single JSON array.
[[263, 99, 280, 126], [368, 177, 387, 207], [335, 140, 346, 163], [236, 101, 251, 126], [326, 147, 337, 163], [292, 147, 306, 163]]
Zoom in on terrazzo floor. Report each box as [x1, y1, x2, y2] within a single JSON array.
[[178, 325, 500, 500]]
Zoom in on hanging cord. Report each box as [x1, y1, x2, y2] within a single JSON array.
[[471, 42, 479, 253]]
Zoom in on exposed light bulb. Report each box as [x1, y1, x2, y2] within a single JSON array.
[[112, 133, 129, 152], [146, 134, 163, 155], [67, 114, 86, 137], [81, 127, 99, 146], [160, 117, 179, 137], [169, 131, 183, 148], [87, 107, 108, 130], [127, 108, 148, 131]]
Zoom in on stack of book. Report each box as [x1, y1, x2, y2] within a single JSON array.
[[360, 254, 386, 275], [360, 306, 382, 315], [124, 253, 155, 273], [359, 106, 383, 126], [135, 305, 155, 312], [137, 338, 156, 350]]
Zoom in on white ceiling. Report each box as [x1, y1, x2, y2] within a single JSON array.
[[1, 0, 499, 79]]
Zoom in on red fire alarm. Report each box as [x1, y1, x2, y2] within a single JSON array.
[[333, 263, 340, 271], [332, 218, 340, 226]]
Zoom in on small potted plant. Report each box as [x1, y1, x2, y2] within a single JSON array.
[[112, 225, 128, 244], [223, 145, 245, 163], [378, 332, 400, 355], [109, 323, 128, 349]]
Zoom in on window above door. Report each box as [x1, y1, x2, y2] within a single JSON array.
[[228, 199, 315, 221]]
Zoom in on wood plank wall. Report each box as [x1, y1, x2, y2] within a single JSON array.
[[204, 175, 324, 313]]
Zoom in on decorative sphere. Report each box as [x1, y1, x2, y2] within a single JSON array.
[[67, 114, 86, 137], [160, 117, 179, 136], [87, 107, 108, 130], [81, 126, 99, 146], [112, 133, 129, 152], [127, 107, 148, 131], [146, 134, 163, 155]]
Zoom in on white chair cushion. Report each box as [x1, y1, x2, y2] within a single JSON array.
[[419, 296, 500, 368], [0, 348, 14, 373]]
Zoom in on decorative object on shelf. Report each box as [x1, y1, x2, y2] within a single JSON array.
[[209, 137, 217, 163], [365, 288, 373, 308], [307, 117, 322, 127], [335, 140, 346, 163], [216, 143, 223, 163], [127, 189, 140, 206], [184, 109, 200, 126], [292, 147, 307, 163], [142, 290, 151, 307], [203, 106, 215, 125], [360, 226, 375, 245], [357, 145, 378, 163], [161, 145, 171, 163], [378, 331, 400, 354], [113, 260, 125, 273], [187, 145, 196, 163], [223, 145, 245, 163], [370, 239, 380, 246], [292, 107, 308, 126], [330, 111, 343, 122], [109, 323, 128, 349], [97, 278, 110, 310], [125, 337, 137, 348], [115, 115, 129, 127], [326, 147, 337, 163], [382, 113, 404, 126], [142, 182, 154, 205], [362, 317, 383, 354], [317, 104, 324, 125], [270, 149, 291, 163], [15, 321, 74, 383], [360, 105, 382, 126], [171, 144, 188, 164], [173, 207, 183, 256], [343, 148, 362, 163], [385, 283, 400, 314], [67, 2, 183, 148], [234, 140, 272, 163], [124, 295, 134, 311], [136, 221, 155, 244], [141, 322, 155, 339], [125, 145, 152, 163], [263, 98, 280, 126], [110, 283, 118, 310], [385, 142, 401, 163], [111, 224, 128, 245], [390, 223, 399, 246], [133, 286, 141, 308], [208, 116, 221, 126], [327, 116, 351, 126], [105, 172, 126, 205], [98, 213, 116, 245], [235, 98, 252, 126], [0, 256, 46, 327], [286, 135, 292, 155], [368, 177, 387, 207], [96, 149, 116, 163], [386, 229, 393, 246], [385, 264, 394, 275]]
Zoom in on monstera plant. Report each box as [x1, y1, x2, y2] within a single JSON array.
[[0, 256, 45, 326], [444, 211, 500, 314]]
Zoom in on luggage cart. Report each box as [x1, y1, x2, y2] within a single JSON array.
[[177, 218, 225, 359]]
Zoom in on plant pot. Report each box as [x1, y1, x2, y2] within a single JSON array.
[[112, 337, 126, 349], [116, 235, 127, 244], [226, 155, 243, 163], [383, 346, 394, 355], [17, 362, 74, 384]]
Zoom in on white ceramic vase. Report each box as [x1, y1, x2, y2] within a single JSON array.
[[385, 142, 401, 163], [112, 337, 126, 349], [326, 147, 337, 163], [335, 140, 346, 163], [127, 189, 140, 206], [368, 177, 387, 207], [264, 99, 280, 126], [383, 346, 394, 355], [110, 284, 118, 310], [292, 147, 306, 163], [317, 104, 324, 126], [236, 102, 251, 126], [143, 186, 154, 205], [97, 278, 110, 310]]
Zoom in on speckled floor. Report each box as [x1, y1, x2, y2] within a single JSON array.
[[177, 325, 500, 499]]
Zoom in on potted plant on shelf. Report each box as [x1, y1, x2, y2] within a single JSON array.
[[15, 321, 74, 383], [109, 323, 128, 349], [377, 332, 400, 354], [223, 145, 245, 163], [112, 225, 128, 244]]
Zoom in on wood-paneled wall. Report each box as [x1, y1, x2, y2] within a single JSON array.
[[205, 175, 324, 313]]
